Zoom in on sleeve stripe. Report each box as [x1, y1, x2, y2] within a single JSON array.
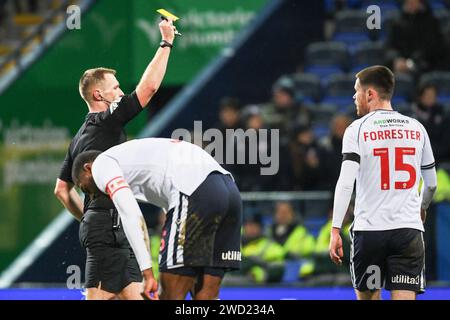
[[342, 152, 360, 163], [109, 186, 131, 199], [421, 162, 435, 170], [104, 176, 123, 191]]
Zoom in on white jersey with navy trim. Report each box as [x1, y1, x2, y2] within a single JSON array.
[[92, 138, 231, 212], [343, 110, 435, 232]]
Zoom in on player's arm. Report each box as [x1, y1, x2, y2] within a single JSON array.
[[330, 125, 359, 265], [55, 150, 83, 221], [135, 19, 175, 108], [92, 156, 158, 299], [419, 126, 438, 224], [54, 179, 83, 221]]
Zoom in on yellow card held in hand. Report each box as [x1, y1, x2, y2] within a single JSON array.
[[157, 9, 180, 21]]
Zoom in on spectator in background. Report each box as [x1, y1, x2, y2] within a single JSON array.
[[289, 125, 328, 190], [412, 84, 450, 163], [233, 105, 272, 191], [269, 201, 315, 260], [216, 97, 241, 133], [319, 114, 352, 190], [386, 0, 445, 75], [260, 77, 311, 148], [241, 214, 285, 283]]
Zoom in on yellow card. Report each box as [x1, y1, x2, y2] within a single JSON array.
[[157, 9, 180, 21]]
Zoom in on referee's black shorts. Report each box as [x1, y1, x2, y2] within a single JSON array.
[[79, 209, 142, 293], [350, 227, 425, 293], [159, 171, 242, 278]]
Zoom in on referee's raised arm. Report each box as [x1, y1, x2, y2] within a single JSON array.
[[135, 18, 176, 108]]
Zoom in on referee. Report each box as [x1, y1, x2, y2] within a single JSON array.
[[54, 19, 176, 300]]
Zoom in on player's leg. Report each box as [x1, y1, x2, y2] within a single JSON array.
[[391, 290, 416, 300], [349, 228, 389, 299], [192, 174, 242, 300], [193, 269, 224, 300], [385, 228, 425, 300], [114, 219, 145, 300], [85, 284, 117, 300], [80, 209, 143, 300], [355, 289, 381, 300], [158, 202, 197, 300], [80, 211, 118, 300], [117, 282, 143, 300], [160, 271, 196, 300]]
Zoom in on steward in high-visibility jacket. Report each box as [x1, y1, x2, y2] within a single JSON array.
[[241, 214, 285, 283], [269, 201, 316, 259]]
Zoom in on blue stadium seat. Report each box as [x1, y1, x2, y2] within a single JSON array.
[[393, 73, 414, 103], [420, 72, 450, 103], [434, 10, 449, 32], [291, 73, 322, 103], [304, 216, 328, 238], [361, 0, 399, 12], [307, 103, 339, 123], [333, 10, 370, 48], [322, 73, 355, 109], [305, 42, 349, 78], [282, 260, 302, 283], [335, 10, 368, 33], [312, 123, 330, 139], [351, 41, 385, 72], [395, 102, 413, 117], [307, 103, 337, 138], [430, 0, 447, 11], [333, 32, 370, 48]]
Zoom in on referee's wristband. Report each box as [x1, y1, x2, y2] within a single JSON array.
[[160, 40, 173, 48]]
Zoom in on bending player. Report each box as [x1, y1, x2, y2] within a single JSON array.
[[71, 138, 243, 300], [329, 66, 437, 300], [54, 18, 176, 299]]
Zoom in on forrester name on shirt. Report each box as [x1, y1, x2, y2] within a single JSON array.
[[363, 129, 421, 141]]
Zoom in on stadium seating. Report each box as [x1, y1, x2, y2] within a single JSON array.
[[351, 41, 385, 72], [305, 42, 348, 78], [322, 73, 355, 110], [291, 73, 322, 103], [333, 10, 370, 47], [393, 73, 414, 104]]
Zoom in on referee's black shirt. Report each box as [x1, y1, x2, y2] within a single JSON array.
[[58, 91, 142, 212]]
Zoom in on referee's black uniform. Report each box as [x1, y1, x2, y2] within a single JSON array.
[[59, 91, 143, 293]]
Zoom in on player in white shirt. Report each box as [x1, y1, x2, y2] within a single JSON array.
[[71, 138, 242, 300], [329, 66, 437, 300]]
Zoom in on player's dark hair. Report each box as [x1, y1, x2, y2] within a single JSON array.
[[72, 150, 102, 184], [356, 65, 395, 101]]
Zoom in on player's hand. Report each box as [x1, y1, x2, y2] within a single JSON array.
[[421, 208, 427, 224], [141, 268, 159, 300], [159, 19, 175, 44], [329, 227, 344, 265]]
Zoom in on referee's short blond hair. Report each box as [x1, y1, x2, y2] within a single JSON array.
[[79, 67, 116, 103]]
